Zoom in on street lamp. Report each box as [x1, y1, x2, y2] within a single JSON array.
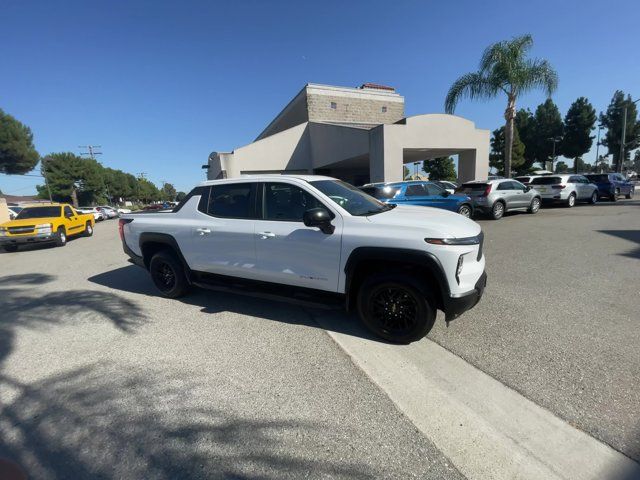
[[618, 98, 640, 173], [547, 136, 563, 172], [40, 157, 53, 202]]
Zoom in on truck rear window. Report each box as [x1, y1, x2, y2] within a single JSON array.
[[531, 177, 562, 185], [16, 206, 62, 219]]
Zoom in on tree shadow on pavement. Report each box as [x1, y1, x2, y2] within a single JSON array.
[[0, 365, 380, 480], [88, 265, 381, 343], [0, 273, 147, 368], [597, 230, 640, 260]]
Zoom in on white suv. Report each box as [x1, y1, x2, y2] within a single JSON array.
[[120, 175, 486, 343]]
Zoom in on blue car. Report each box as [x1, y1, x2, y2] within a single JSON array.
[[583, 173, 635, 201], [360, 181, 474, 217]]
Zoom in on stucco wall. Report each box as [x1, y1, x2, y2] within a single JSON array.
[[307, 92, 404, 127]]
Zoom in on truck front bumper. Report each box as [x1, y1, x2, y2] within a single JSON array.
[[444, 271, 487, 322], [0, 234, 55, 246]]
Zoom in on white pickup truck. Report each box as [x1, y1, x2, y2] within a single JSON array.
[[120, 175, 486, 343]]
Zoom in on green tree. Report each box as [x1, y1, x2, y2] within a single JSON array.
[[490, 126, 526, 175], [554, 161, 568, 173], [37, 153, 105, 207], [561, 97, 596, 173], [0, 109, 40, 174], [532, 99, 563, 170], [176, 191, 187, 202], [136, 177, 160, 203], [515, 109, 537, 171], [573, 157, 589, 173], [423, 157, 457, 181], [160, 182, 177, 201], [445, 34, 557, 178], [599, 91, 640, 171]]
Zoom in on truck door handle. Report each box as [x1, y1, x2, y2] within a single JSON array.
[[257, 231, 276, 239], [196, 228, 211, 235]]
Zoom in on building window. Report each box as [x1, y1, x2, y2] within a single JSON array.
[[381, 106, 387, 113], [330, 102, 337, 109]]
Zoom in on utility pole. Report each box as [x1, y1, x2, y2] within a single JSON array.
[[40, 158, 53, 202], [594, 125, 604, 172], [79, 145, 102, 160], [547, 136, 563, 172]]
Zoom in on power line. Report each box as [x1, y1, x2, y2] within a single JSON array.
[[79, 145, 103, 160]]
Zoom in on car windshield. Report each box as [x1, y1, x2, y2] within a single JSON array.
[[310, 179, 394, 216], [15, 206, 61, 219], [531, 177, 562, 185], [585, 174, 609, 183], [10, 207, 23, 213]]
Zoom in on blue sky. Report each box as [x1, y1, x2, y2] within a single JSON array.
[[1, 0, 639, 195]]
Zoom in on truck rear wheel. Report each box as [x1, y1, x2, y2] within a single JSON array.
[[357, 273, 435, 343], [149, 250, 190, 298]]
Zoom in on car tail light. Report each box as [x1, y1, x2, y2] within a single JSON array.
[[481, 184, 493, 196], [552, 185, 566, 189], [118, 218, 133, 241]]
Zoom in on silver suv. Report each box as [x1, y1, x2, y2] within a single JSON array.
[[529, 174, 598, 207], [457, 179, 541, 220]]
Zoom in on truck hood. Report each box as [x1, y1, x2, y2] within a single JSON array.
[[0, 218, 55, 227], [366, 205, 481, 238]]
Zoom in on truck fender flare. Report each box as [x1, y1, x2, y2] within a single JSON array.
[[343, 247, 449, 309], [139, 232, 192, 279]]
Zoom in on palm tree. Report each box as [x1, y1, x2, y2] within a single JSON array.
[[445, 35, 558, 178]]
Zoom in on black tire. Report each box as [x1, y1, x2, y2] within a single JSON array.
[[490, 201, 505, 220], [457, 204, 472, 218], [3, 245, 18, 253], [625, 188, 633, 199], [149, 250, 190, 298], [357, 273, 435, 343], [589, 191, 598, 204], [54, 227, 67, 247], [565, 193, 576, 208], [610, 191, 618, 202], [84, 222, 94, 237], [527, 197, 541, 214]]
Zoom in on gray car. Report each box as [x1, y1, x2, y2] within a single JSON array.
[[529, 174, 598, 207], [457, 179, 541, 220]]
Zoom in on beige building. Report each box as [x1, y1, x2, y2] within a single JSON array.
[[207, 83, 489, 185]]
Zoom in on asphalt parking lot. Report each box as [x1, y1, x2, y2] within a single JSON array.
[[0, 199, 639, 478]]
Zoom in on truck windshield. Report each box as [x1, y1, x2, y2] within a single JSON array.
[[310, 180, 393, 216], [16, 206, 61, 219]]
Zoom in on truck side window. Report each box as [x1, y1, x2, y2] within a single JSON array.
[[263, 183, 324, 222], [64, 206, 73, 217], [205, 183, 256, 219]]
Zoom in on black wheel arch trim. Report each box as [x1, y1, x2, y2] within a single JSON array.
[[344, 247, 450, 311], [137, 232, 193, 281]]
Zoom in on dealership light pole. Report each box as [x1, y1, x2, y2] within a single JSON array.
[[40, 157, 53, 202], [594, 125, 604, 171], [618, 98, 639, 173], [547, 136, 563, 172]]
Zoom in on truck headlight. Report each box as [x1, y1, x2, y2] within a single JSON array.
[[425, 236, 480, 245], [0, 227, 7, 237], [35, 223, 53, 234]]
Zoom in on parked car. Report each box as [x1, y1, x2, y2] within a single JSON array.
[[0, 203, 94, 252], [431, 180, 459, 194], [487, 175, 505, 180], [456, 179, 541, 220], [97, 206, 119, 218], [360, 181, 474, 217], [529, 174, 598, 207], [120, 175, 486, 343], [583, 173, 635, 201], [77, 207, 104, 221], [116, 207, 132, 214]]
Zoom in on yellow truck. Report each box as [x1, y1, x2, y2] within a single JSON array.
[[0, 203, 95, 252]]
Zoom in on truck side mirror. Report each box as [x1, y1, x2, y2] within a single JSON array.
[[303, 208, 334, 234]]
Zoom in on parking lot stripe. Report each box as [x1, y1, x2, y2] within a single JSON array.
[[320, 325, 640, 480]]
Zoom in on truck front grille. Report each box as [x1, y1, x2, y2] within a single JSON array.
[[8, 226, 35, 234]]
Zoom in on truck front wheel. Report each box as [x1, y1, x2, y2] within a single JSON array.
[[55, 227, 67, 247], [149, 250, 190, 298], [357, 274, 435, 343]]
